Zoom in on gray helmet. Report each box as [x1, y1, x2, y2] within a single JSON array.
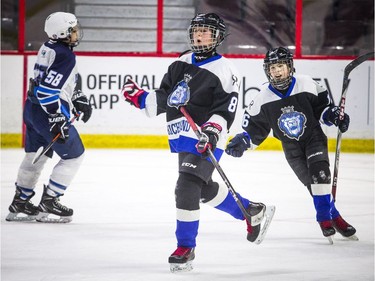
[[263, 47, 294, 90], [187, 13, 226, 53]]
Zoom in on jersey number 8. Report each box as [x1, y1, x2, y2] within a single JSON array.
[[228, 96, 238, 113]]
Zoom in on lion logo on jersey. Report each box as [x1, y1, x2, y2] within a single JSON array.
[[167, 74, 192, 109], [278, 106, 306, 140]]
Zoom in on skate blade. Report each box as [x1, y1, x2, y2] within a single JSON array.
[[5, 212, 37, 222], [338, 234, 359, 241], [254, 205, 276, 245], [170, 261, 193, 273], [36, 212, 72, 223], [346, 234, 359, 241], [326, 235, 334, 244]]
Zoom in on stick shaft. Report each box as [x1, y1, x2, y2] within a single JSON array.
[[180, 107, 252, 221], [332, 52, 374, 200], [32, 114, 79, 164]]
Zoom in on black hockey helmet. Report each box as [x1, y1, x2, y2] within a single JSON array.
[[188, 13, 226, 53], [263, 47, 294, 90]]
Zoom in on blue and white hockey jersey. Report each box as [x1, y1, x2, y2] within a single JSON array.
[[33, 40, 79, 118]]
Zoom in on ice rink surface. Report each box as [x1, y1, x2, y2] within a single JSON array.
[[1, 149, 374, 281]]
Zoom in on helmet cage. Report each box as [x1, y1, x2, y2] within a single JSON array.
[[263, 47, 294, 90], [188, 13, 226, 53]]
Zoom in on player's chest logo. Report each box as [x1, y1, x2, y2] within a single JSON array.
[[278, 106, 306, 140], [167, 74, 192, 108]]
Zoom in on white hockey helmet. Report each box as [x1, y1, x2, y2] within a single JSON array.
[[44, 12, 83, 46]]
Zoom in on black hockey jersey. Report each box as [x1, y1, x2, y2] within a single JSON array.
[[243, 74, 333, 146], [144, 53, 240, 159]]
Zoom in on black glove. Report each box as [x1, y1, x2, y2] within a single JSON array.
[[325, 106, 350, 133], [196, 122, 222, 158], [72, 90, 92, 123], [225, 132, 251, 157], [48, 113, 69, 143]]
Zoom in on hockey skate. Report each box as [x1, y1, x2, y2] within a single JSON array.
[[319, 220, 336, 244], [332, 216, 358, 241], [169, 247, 195, 273], [36, 187, 73, 223], [6, 188, 39, 222], [246, 202, 276, 245]]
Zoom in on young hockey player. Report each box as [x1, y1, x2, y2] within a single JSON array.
[[225, 46, 357, 243], [6, 12, 92, 223], [121, 13, 275, 272]]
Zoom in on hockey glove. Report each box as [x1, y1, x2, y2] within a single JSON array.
[[48, 113, 69, 143], [225, 132, 251, 157], [196, 122, 222, 158], [325, 106, 350, 133], [72, 90, 92, 123], [121, 79, 148, 109]]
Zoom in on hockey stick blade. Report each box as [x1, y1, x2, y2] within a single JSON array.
[[343, 52, 374, 80], [31, 132, 61, 165], [32, 146, 46, 165], [340, 52, 375, 95], [332, 51, 374, 201]]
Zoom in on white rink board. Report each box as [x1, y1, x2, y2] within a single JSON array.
[[1, 55, 24, 133], [1, 55, 374, 138]]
